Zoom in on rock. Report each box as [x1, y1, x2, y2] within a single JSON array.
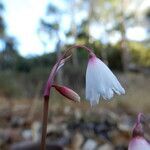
[[74, 109, 82, 120], [115, 145, 127, 150], [94, 123, 108, 134], [21, 129, 32, 140], [71, 132, 84, 150], [44, 123, 71, 147], [82, 139, 97, 150], [94, 123, 111, 141], [118, 114, 132, 133], [0, 128, 22, 143], [98, 143, 114, 150], [11, 117, 26, 128], [47, 123, 66, 133], [111, 130, 129, 146], [118, 123, 131, 133], [63, 106, 71, 115], [10, 141, 63, 150], [31, 121, 41, 142], [55, 136, 70, 146], [56, 129, 70, 146]]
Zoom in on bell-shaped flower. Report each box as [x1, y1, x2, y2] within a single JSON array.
[[128, 136, 150, 150], [86, 55, 125, 105], [128, 113, 150, 150]]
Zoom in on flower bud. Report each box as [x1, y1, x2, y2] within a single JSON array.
[[52, 84, 80, 102]]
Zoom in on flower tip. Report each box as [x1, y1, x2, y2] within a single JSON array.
[[121, 87, 125, 94], [52, 84, 80, 103], [90, 101, 99, 107], [76, 96, 81, 102]]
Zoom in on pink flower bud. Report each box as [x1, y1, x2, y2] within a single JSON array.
[[52, 84, 80, 102], [128, 113, 150, 150]]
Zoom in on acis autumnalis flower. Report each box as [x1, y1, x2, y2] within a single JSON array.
[[86, 55, 125, 106], [128, 113, 150, 150]]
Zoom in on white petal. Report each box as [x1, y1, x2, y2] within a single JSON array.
[[128, 138, 150, 150], [86, 56, 125, 105], [103, 88, 114, 100], [86, 57, 101, 104]]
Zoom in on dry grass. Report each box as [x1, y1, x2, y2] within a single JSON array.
[[117, 73, 150, 113], [0, 72, 149, 118]]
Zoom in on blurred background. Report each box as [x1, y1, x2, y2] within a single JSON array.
[[0, 0, 149, 149]]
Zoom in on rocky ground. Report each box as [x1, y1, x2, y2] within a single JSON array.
[[0, 73, 149, 150], [0, 98, 149, 150]]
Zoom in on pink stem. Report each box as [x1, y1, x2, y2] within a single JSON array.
[[40, 45, 94, 150], [40, 97, 49, 150], [66, 45, 94, 54], [44, 45, 94, 98], [137, 113, 143, 124]]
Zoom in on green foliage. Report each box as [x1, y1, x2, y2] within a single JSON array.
[[0, 0, 150, 100], [0, 42, 150, 99], [129, 42, 150, 67], [0, 49, 20, 70], [0, 71, 22, 98], [0, 2, 5, 38], [107, 44, 123, 70], [18, 67, 50, 98], [0, 16, 5, 37], [15, 57, 31, 72], [15, 52, 57, 73]]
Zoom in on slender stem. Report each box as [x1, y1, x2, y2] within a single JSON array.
[[40, 96, 49, 150], [65, 45, 94, 55], [41, 45, 95, 150], [44, 45, 94, 98], [137, 112, 143, 124]]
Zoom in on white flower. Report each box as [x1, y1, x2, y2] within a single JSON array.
[[128, 137, 150, 150], [86, 55, 125, 105], [128, 113, 150, 150]]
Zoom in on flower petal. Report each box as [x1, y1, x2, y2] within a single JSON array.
[[86, 56, 125, 105], [128, 137, 150, 150]]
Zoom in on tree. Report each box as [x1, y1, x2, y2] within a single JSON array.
[[0, 2, 5, 38], [89, 0, 130, 71], [0, 37, 19, 70], [39, 3, 64, 84]]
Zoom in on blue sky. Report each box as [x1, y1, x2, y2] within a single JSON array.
[[2, 0, 149, 57], [3, 0, 88, 57], [4, 0, 49, 57]]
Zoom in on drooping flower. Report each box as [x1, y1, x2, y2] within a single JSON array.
[[128, 113, 150, 150], [86, 55, 125, 105], [128, 137, 150, 150]]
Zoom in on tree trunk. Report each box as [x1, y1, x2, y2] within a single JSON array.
[[71, 0, 78, 67], [56, 39, 63, 84], [120, 0, 130, 72]]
